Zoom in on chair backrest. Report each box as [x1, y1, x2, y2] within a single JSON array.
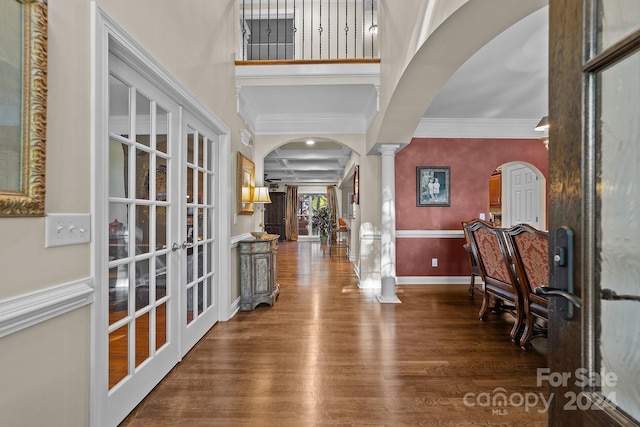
[[461, 221, 479, 268], [504, 223, 549, 302], [464, 219, 517, 294]]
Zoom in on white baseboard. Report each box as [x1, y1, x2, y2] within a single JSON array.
[[0, 278, 94, 339], [397, 276, 480, 285], [226, 296, 241, 320]]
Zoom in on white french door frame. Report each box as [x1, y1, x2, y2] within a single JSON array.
[[92, 7, 232, 427]]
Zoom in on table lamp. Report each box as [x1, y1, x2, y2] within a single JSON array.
[[250, 186, 271, 238]]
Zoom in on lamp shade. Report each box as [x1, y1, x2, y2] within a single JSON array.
[[251, 186, 272, 204], [534, 116, 549, 131]]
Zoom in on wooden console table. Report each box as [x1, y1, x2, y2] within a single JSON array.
[[238, 234, 280, 311]]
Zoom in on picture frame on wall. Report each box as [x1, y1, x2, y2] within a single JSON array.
[[237, 152, 255, 215], [416, 166, 450, 207]]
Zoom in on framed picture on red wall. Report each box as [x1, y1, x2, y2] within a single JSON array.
[[416, 166, 450, 207]]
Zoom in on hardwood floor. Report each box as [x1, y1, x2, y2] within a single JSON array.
[[121, 241, 549, 426]]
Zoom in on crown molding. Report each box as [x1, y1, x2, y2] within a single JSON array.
[[414, 118, 543, 139]]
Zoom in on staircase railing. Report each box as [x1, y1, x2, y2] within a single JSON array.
[[238, 0, 379, 62]]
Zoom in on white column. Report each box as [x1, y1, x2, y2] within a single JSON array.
[[377, 144, 401, 303]]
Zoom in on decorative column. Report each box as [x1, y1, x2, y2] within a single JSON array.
[[377, 144, 401, 303]]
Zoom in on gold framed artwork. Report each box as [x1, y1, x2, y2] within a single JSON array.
[[0, 0, 48, 216], [237, 152, 255, 215]]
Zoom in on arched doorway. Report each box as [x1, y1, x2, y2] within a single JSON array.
[[490, 161, 547, 230]]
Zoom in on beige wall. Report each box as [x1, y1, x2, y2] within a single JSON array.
[[0, 1, 246, 426], [0, 307, 91, 427]]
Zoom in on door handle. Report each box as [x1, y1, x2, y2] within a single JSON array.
[[535, 286, 583, 308], [171, 243, 181, 252], [182, 241, 194, 249]]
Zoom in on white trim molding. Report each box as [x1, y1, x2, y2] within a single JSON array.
[[397, 276, 477, 285], [414, 118, 542, 139], [0, 278, 94, 339], [396, 229, 464, 238]]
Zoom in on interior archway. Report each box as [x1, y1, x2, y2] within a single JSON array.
[[260, 137, 361, 243], [490, 161, 547, 230]]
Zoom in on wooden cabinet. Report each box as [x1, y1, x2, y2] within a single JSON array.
[[238, 234, 280, 311], [489, 173, 502, 208]]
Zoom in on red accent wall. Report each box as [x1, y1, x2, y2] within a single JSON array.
[[395, 138, 548, 277]]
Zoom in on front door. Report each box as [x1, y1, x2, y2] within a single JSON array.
[[547, 1, 640, 425]]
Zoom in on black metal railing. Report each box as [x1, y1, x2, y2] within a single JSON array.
[[239, 0, 378, 61]]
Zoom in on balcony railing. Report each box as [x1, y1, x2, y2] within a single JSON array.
[[238, 0, 379, 62]]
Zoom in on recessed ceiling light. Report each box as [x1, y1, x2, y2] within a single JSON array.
[[306, 139, 315, 145]]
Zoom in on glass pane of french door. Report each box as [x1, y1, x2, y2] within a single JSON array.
[[107, 73, 173, 390], [595, 48, 640, 421]]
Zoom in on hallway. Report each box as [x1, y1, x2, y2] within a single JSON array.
[[121, 241, 548, 426]]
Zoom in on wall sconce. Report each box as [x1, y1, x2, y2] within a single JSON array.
[[535, 116, 549, 150], [250, 186, 272, 238]]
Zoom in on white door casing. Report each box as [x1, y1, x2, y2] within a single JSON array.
[[93, 8, 232, 427]]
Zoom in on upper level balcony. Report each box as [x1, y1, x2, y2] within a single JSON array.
[[236, 1, 381, 141], [236, 0, 380, 64]]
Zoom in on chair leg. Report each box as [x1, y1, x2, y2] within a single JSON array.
[[519, 308, 534, 350], [479, 293, 491, 321], [510, 301, 525, 344], [468, 274, 476, 297]]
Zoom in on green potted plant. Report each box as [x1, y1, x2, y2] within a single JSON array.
[[311, 206, 334, 243]]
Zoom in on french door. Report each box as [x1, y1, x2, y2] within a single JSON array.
[[104, 55, 221, 425], [180, 112, 220, 353], [548, 0, 640, 425], [105, 54, 181, 426]]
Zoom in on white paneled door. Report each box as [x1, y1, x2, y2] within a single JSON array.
[[507, 163, 540, 228]]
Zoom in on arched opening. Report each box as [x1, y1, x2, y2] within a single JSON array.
[[261, 137, 361, 243], [489, 161, 547, 230]]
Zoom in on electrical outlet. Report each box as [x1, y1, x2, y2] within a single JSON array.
[[479, 213, 486, 220], [431, 258, 438, 267], [45, 213, 91, 247]]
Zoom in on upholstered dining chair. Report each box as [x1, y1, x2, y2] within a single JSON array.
[[464, 219, 524, 343], [503, 223, 550, 350], [462, 221, 482, 296]]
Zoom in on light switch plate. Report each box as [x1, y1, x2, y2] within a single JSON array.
[[45, 213, 91, 247]]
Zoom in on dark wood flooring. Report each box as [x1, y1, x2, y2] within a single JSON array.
[[121, 241, 548, 426]]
